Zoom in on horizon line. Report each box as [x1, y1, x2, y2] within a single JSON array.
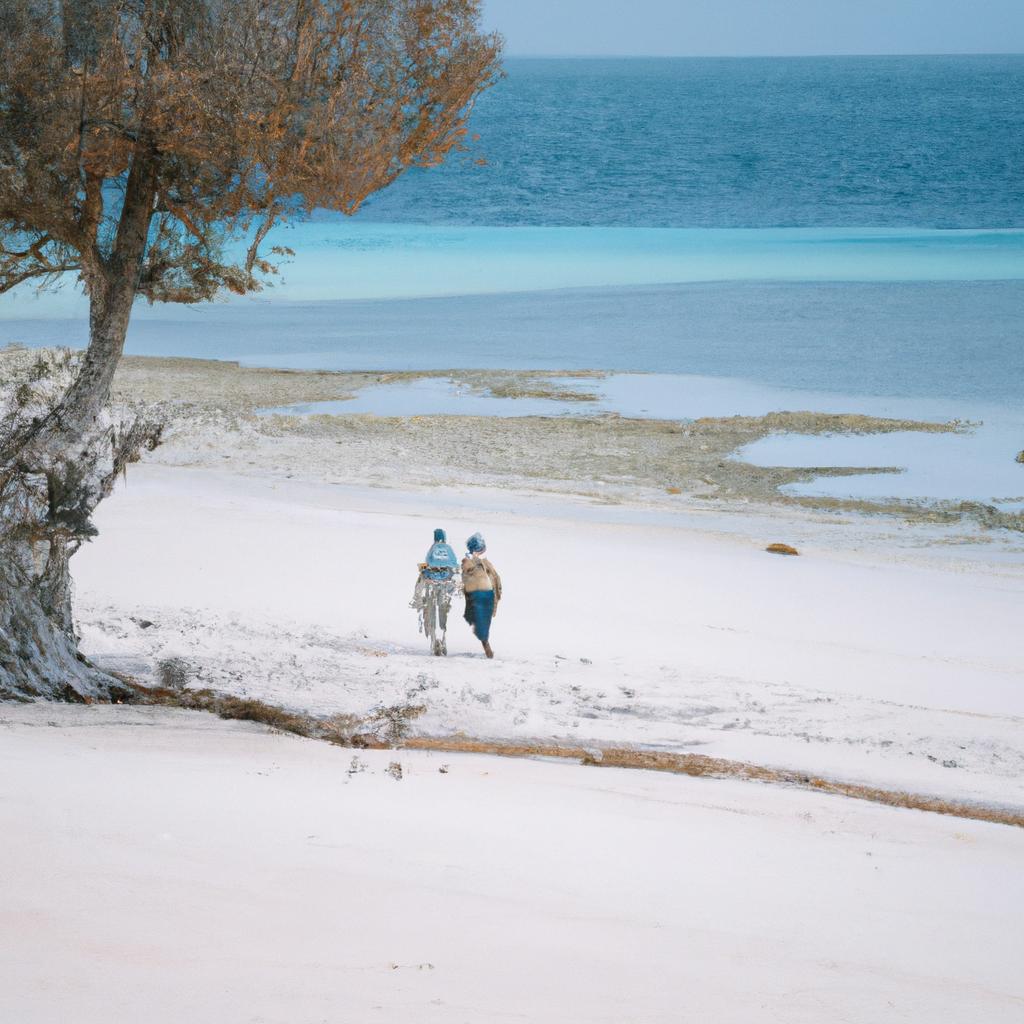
[[500, 50, 1024, 60]]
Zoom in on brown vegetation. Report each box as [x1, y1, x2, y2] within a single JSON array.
[[130, 681, 425, 747], [406, 737, 1024, 830], [125, 679, 1024, 829]]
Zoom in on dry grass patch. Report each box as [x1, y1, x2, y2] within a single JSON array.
[[127, 682, 424, 747], [124, 681, 1023, 829], [406, 738, 1024, 830], [211, 695, 314, 736]]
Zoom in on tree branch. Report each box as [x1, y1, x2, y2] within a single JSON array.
[[245, 204, 281, 275], [0, 262, 81, 295], [0, 234, 81, 293], [81, 118, 140, 142], [158, 194, 205, 245]]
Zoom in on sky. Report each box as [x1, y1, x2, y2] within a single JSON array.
[[482, 0, 1024, 57]]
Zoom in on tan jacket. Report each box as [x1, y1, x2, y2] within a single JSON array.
[[461, 555, 502, 602]]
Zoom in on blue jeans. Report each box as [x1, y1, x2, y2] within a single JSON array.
[[463, 590, 495, 643]]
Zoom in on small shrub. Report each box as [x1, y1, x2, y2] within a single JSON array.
[[28, 355, 52, 382], [156, 656, 194, 691], [367, 702, 427, 745], [320, 713, 364, 746]]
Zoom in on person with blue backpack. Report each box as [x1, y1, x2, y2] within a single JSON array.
[[461, 532, 502, 659], [410, 528, 461, 656]]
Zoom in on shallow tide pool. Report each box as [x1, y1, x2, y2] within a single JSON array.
[[738, 427, 1024, 511], [262, 372, 1024, 510]]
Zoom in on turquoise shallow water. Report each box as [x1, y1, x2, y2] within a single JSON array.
[[258, 224, 1024, 300], [8, 225, 1021, 313]]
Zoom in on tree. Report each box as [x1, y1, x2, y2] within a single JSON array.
[[0, 0, 501, 700]]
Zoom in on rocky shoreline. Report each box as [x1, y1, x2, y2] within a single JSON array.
[[2, 346, 1018, 535], [100, 353, 1021, 536]]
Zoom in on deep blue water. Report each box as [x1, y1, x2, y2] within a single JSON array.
[[358, 55, 1024, 228]]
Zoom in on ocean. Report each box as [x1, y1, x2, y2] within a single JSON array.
[[363, 55, 1024, 229], [2, 56, 1022, 506]]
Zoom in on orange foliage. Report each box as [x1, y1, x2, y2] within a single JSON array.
[[0, 0, 503, 304]]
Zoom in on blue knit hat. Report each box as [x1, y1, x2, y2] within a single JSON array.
[[466, 532, 486, 554]]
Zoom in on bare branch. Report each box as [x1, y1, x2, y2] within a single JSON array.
[[0, 261, 81, 295], [81, 118, 141, 142], [245, 204, 281, 276]]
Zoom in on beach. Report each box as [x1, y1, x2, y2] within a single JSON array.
[[46, 354, 1018, 813], [3, 47, 1023, 1024], [3, 703, 1022, 1024], [4, 303, 1024, 1024]]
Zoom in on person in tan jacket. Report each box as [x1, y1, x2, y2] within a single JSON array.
[[461, 532, 501, 658]]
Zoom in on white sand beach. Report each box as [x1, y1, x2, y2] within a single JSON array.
[[3, 352, 1023, 1022], [72, 458, 1024, 810], [2, 703, 1022, 1024]]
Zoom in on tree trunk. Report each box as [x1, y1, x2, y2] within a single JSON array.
[[0, 536, 128, 701], [0, 315, 141, 701], [0, 310, 145, 700], [0, 155, 157, 702]]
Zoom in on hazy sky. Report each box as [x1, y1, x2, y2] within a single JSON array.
[[482, 0, 1024, 57]]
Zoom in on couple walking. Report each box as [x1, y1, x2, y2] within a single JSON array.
[[411, 530, 502, 658]]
